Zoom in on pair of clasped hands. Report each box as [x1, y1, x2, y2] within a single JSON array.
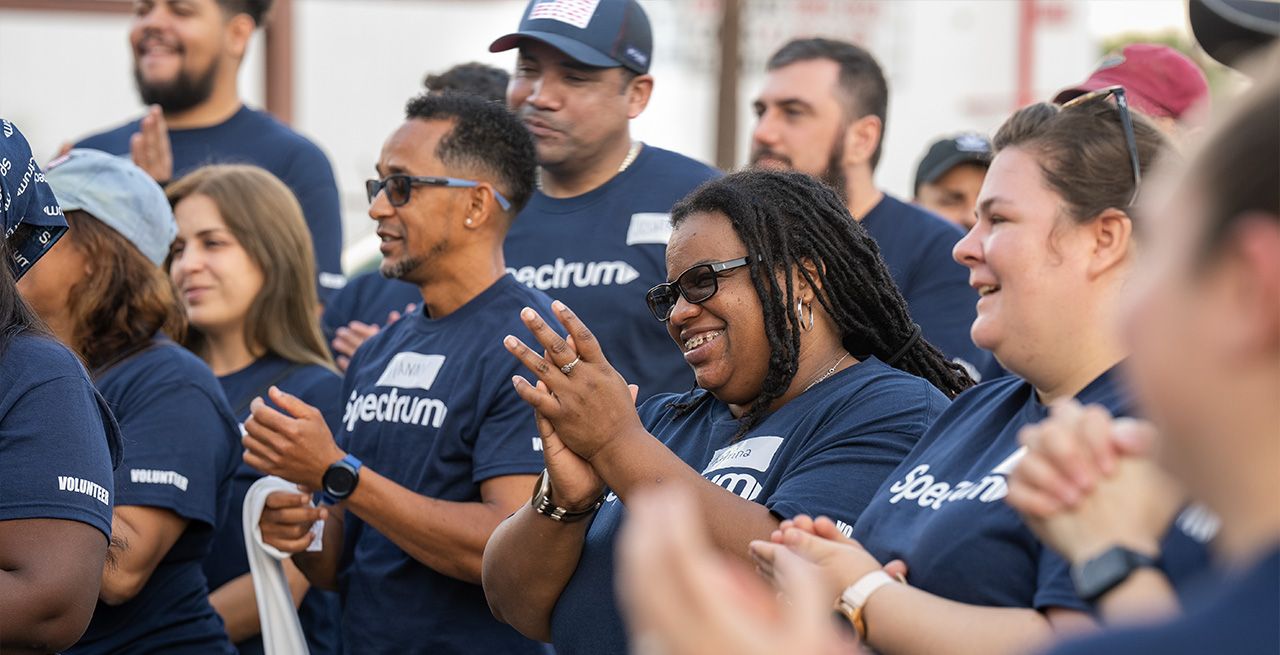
[[246, 301, 648, 551], [615, 403, 1183, 655]]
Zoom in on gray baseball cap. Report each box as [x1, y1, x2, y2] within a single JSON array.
[[45, 149, 176, 266]]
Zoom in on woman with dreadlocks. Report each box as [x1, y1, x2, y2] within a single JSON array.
[[483, 169, 973, 654], [746, 91, 1214, 655]]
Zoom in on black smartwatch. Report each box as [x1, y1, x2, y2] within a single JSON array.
[[1071, 546, 1160, 603], [321, 454, 362, 504]]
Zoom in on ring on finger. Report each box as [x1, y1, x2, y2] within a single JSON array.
[[560, 357, 581, 376]]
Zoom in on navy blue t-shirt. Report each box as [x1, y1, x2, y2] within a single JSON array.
[[0, 334, 119, 540], [207, 355, 344, 655], [861, 194, 1001, 382], [321, 270, 420, 340], [1045, 547, 1280, 655], [76, 106, 344, 301], [851, 366, 1210, 614], [550, 357, 948, 654], [69, 340, 240, 655], [335, 275, 552, 654], [504, 145, 720, 401]]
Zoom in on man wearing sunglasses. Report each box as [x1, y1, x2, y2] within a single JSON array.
[[490, 0, 720, 401], [244, 93, 550, 654], [751, 38, 1001, 383]]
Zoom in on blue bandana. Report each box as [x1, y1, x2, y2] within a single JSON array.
[[1, 119, 66, 280]]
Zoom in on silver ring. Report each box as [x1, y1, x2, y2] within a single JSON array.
[[560, 357, 581, 376]]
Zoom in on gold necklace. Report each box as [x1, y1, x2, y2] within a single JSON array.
[[804, 351, 851, 393], [536, 140, 641, 190]]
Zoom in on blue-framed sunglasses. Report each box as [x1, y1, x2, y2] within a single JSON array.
[[365, 174, 511, 211]]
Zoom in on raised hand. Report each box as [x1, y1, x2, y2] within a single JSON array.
[[243, 386, 346, 489], [504, 301, 646, 462], [129, 105, 173, 183]]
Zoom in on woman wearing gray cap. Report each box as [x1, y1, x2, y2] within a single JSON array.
[[18, 148, 240, 654], [0, 122, 121, 653]]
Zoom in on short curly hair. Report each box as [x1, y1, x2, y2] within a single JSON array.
[[217, 0, 274, 26], [403, 92, 537, 220], [424, 63, 510, 104]]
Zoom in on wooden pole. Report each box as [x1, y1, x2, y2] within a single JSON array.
[[264, 0, 295, 125], [715, 0, 743, 171]]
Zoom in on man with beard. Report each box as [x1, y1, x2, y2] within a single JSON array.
[[489, 0, 720, 400], [75, 0, 344, 301], [752, 38, 998, 381]]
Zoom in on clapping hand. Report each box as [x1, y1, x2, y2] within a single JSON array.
[[504, 301, 645, 463]]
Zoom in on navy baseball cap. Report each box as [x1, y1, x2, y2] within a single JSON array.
[[490, 0, 653, 74], [914, 133, 993, 194]]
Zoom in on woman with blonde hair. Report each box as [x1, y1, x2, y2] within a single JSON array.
[[167, 164, 342, 655]]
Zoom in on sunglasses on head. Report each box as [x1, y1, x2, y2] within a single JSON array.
[[365, 174, 512, 211], [645, 256, 753, 322], [1060, 85, 1142, 208]]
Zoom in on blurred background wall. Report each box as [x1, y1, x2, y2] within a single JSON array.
[[0, 0, 1230, 268]]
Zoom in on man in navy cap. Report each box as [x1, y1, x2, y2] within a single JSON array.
[[491, 0, 720, 401], [912, 133, 992, 231]]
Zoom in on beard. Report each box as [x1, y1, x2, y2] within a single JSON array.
[[380, 255, 426, 282], [134, 57, 219, 113], [749, 126, 848, 202], [379, 238, 448, 284]]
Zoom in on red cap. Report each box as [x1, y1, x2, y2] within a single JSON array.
[[1054, 44, 1210, 121]]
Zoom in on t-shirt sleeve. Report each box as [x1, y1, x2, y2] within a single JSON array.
[[280, 141, 345, 302], [470, 369, 546, 483], [113, 382, 234, 529], [766, 427, 919, 529], [1033, 544, 1090, 612], [0, 375, 116, 540]]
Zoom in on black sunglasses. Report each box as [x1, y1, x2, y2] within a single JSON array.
[[645, 256, 752, 322], [1061, 85, 1142, 208], [365, 174, 512, 211]]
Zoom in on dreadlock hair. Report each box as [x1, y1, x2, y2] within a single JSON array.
[[670, 169, 974, 434]]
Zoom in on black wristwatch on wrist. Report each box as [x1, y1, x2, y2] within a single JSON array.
[[321, 454, 362, 505], [1071, 545, 1160, 603]]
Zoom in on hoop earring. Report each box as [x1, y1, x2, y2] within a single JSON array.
[[796, 299, 814, 332]]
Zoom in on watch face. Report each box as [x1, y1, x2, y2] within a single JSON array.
[[1074, 547, 1133, 601], [324, 467, 357, 497]]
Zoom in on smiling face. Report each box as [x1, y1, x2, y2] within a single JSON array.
[[954, 147, 1100, 375], [664, 211, 770, 406], [169, 192, 264, 338], [129, 0, 243, 112], [507, 40, 637, 170]]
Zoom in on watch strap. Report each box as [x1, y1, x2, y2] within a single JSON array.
[[321, 453, 362, 504], [530, 469, 605, 523], [1073, 546, 1160, 603], [834, 570, 896, 641]]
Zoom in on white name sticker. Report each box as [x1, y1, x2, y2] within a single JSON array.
[[702, 436, 784, 475], [626, 213, 673, 246], [529, 0, 601, 29], [375, 353, 446, 391]]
